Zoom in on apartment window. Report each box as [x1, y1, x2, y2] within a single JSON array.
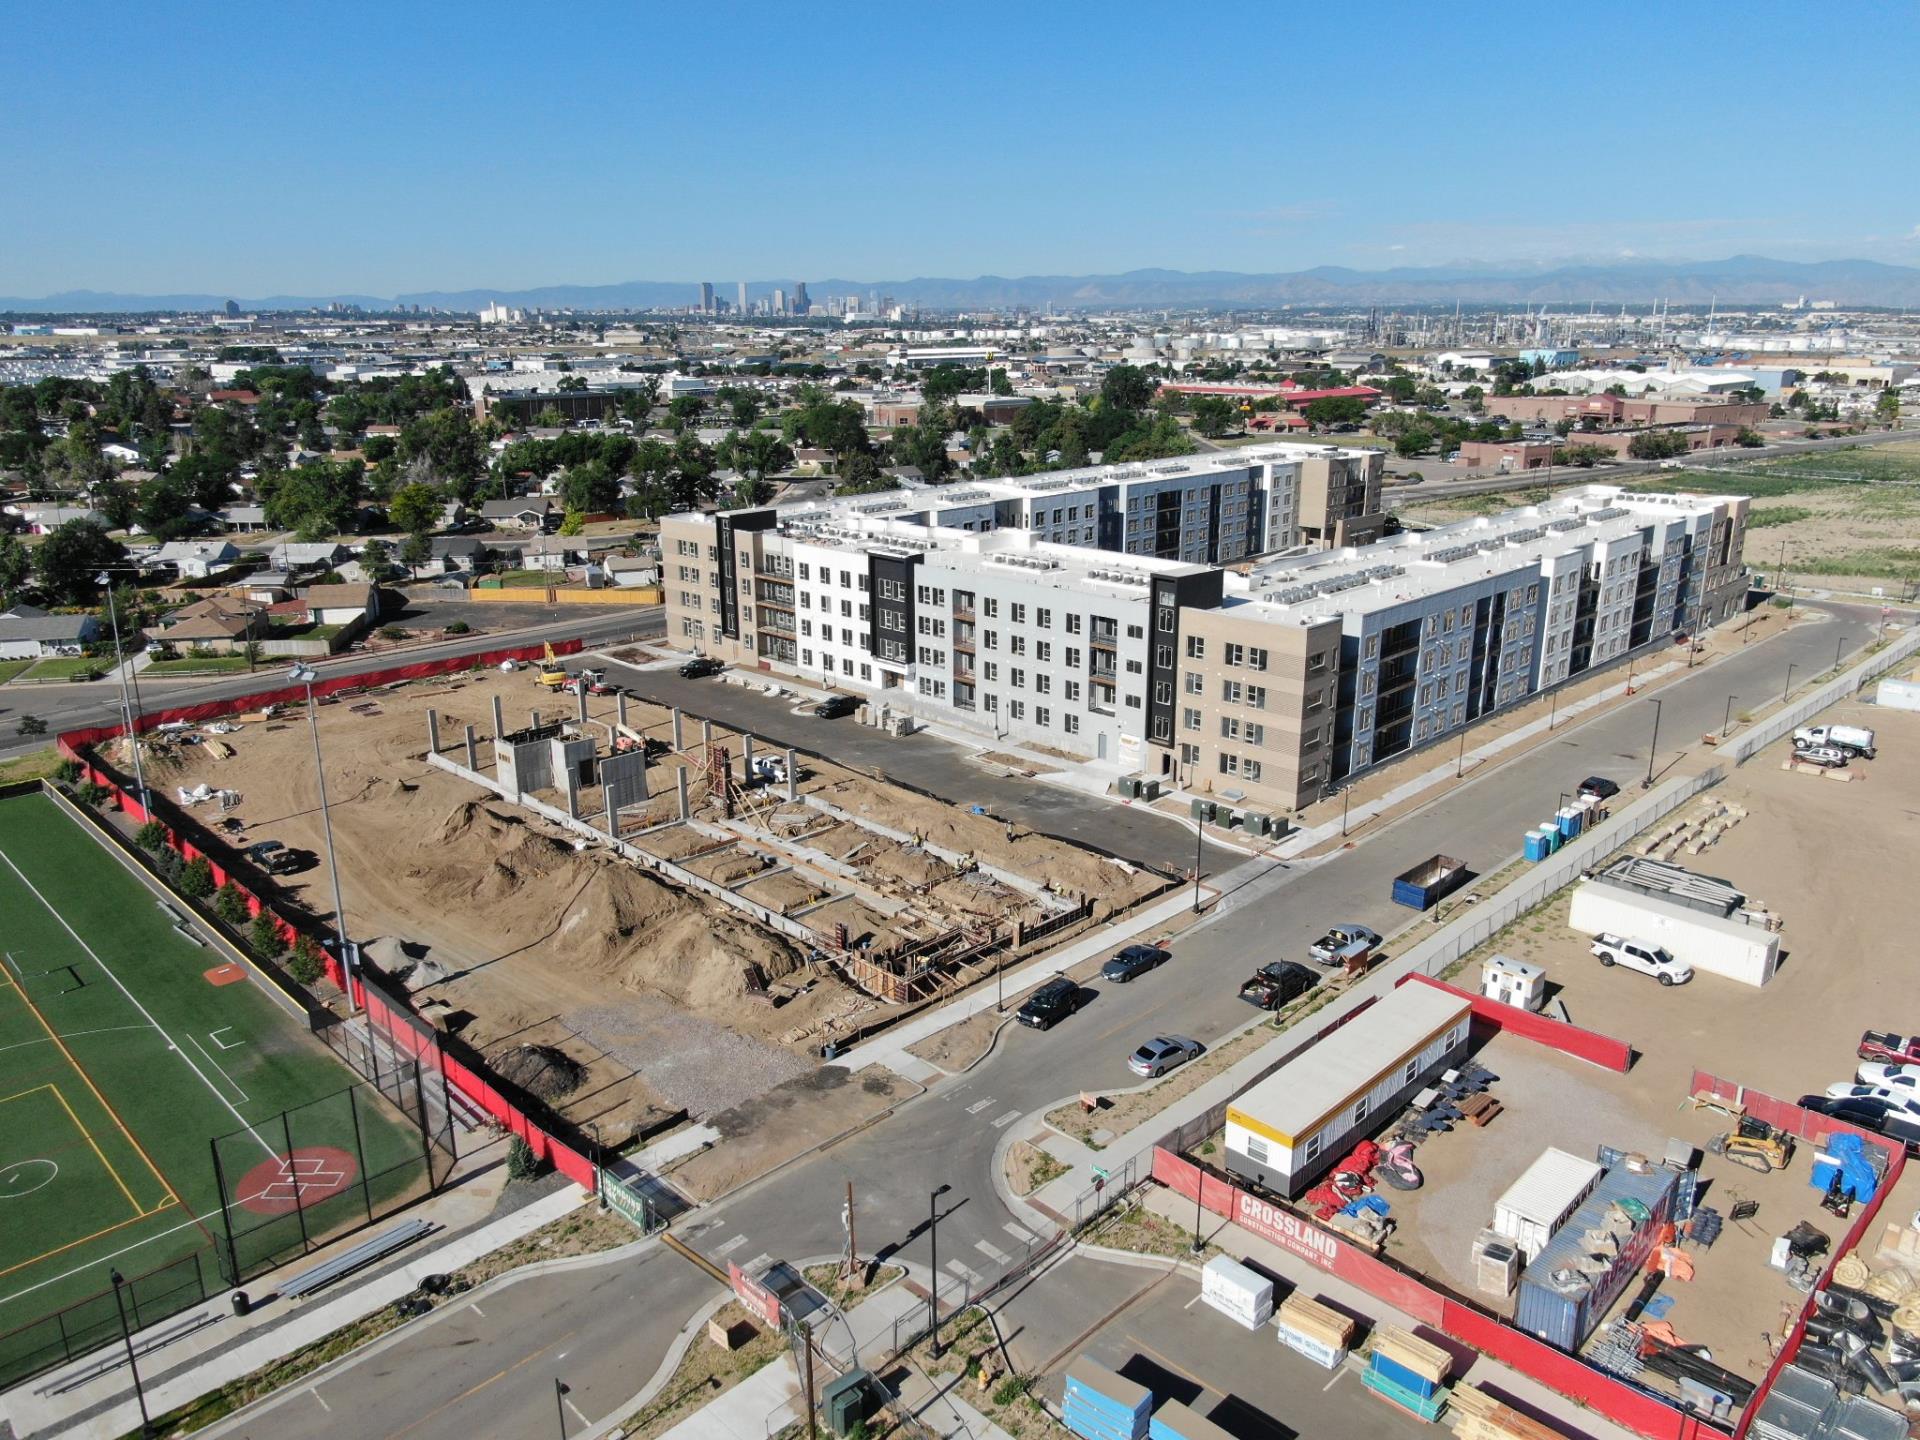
[[1186, 635, 1205, 660], [1009, 700, 1025, 721], [879, 578, 905, 601], [1153, 680, 1170, 704], [1183, 672, 1203, 695], [1011, 668, 1025, 688], [1064, 713, 1079, 735], [984, 694, 998, 713], [1125, 694, 1142, 708], [1221, 680, 1242, 704], [1219, 752, 1240, 775], [1364, 635, 1379, 658], [1244, 760, 1263, 782], [1035, 707, 1051, 727], [1011, 636, 1027, 657], [860, 664, 872, 681], [801, 648, 814, 665], [1067, 647, 1081, 668], [1011, 603, 1026, 624], [1246, 685, 1267, 709], [1036, 674, 1051, 695], [1220, 717, 1240, 740], [1247, 647, 1268, 672], [840, 570, 853, 588], [1179, 743, 1200, 766], [800, 619, 813, 638], [1126, 624, 1143, 639], [1037, 641, 1052, 662], [1183, 707, 1202, 732], [1246, 723, 1264, 746], [1067, 613, 1082, 634], [1156, 606, 1174, 632], [798, 562, 810, 580], [1223, 642, 1244, 667], [1065, 680, 1080, 701], [984, 662, 998, 682], [1037, 607, 1052, 628]]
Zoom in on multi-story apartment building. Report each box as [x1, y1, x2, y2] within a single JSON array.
[[663, 456, 1745, 817]]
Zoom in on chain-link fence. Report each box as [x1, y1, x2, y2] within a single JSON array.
[[207, 1073, 449, 1286], [0, 1251, 209, 1392]]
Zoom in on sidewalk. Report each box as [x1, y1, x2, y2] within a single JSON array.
[[1130, 1188, 1642, 1440], [4, 1181, 593, 1440]]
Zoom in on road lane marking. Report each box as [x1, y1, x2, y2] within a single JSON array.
[[945, 1258, 983, 1283], [310, 1388, 331, 1412], [965, 1098, 996, 1115], [1003, 1221, 1037, 1244], [713, 1234, 748, 1257], [469, 1303, 485, 1318], [990, 1109, 1021, 1129], [974, 1239, 1010, 1265], [743, 1252, 772, 1275], [1323, 1367, 1347, 1391]]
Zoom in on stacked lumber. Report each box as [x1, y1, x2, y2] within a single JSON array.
[[1277, 1294, 1354, 1351], [1449, 1384, 1568, 1440]]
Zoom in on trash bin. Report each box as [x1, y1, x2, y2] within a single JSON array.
[[230, 1290, 251, 1317]]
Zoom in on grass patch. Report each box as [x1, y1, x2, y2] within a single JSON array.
[[20, 655, 105, 681], [800, 1261, 905, 1310], [1745, 505, 1815, 529], [145, 655, 256, 676], [480, 569, 557, 587], [0, 659, 31, 685], [1005, 1140, 1069, 1196], [0, 748, 62, 784], [1082, 1196, 1219, 1262], [1789, 547, 1920, 579], [618, 1299, 787, 1440]]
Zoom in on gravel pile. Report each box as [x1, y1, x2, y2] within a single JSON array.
[[572, 1005, 811, 1119]]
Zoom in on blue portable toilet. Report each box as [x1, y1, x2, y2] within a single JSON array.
[[1525, 828, 1551, 863], [1557, 806, 1583, 839]]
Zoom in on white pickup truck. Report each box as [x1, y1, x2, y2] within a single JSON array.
[[1794, 724, 1875, 759], [1591, 934, 1694, 986]]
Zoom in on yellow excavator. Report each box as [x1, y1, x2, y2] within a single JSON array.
[[535, 642, 569, 691]]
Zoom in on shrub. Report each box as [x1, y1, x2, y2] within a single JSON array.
[[287, 933, 326, 984], [55, 759, 84, 784], [78, 782, 114, 807], [992, 1375, 1032, 1407], [378, 625, 408, 641], [214, 881, 251, 927], [249, 911, 285, 960], [154, 847, 184, 885], [506, 1136, 544, 1181], [445, 620, 471, 635], [180, 857, 216, 898], [134, 820, 168, 851]]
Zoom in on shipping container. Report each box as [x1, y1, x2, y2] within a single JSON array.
[[1225, 986, 1470, 1197], [1199, 1256, 1273, 1330], [1392, 854, 1471, 909], [1568, 878, 1779, 986], [1492, 1147, 1603, 1261], [1514, 1165, 1677, 1352]]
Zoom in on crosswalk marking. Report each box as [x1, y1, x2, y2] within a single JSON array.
[[974, 1239, 1011, 1265], [990, 1109, 1022, 1129], [965, 1097, 996, 1115], [1003, 1220, 1037, 1244], [742, 1252, 773, 1275], [945, 1257, 983, 1284], [713, 1234, 748, 1257]]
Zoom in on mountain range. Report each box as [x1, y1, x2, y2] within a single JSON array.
[[6, 256, 1920, 314]]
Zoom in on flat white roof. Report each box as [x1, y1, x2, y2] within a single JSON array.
[[1229, 985, 1468, 1144], [1494, 1147, 1602, 1226]]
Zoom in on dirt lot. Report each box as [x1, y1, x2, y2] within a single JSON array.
[[110, 667, 1156, 1141]]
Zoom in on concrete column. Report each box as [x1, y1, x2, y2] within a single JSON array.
[[531, 709, 541, 731], [672, 707, 684, 749], [603, 784, 619, 838], [576, 687, 589, 724], [427, 709, 441, 754], [675, 768, 690, 820], [464, 724, 478, 770], [785, 749, 798, 803], [700, 717, 712, 747], [491, 695, 504, 743], [616, 692, 629, 729], [742, 733, 755, 779], [565, 769, 581, 820]]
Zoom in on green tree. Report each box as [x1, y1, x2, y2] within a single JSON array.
[[250, 911, 285, 961], [398, 407, 485, 495], [0, 533, 30, 605], [180, 857, 215, 898], [1876, 390, 1901, 424], [135, 471, 199, 540], [259, 460, 366, 540], [667, 395, 706, 431], [214, 881, 251, 927], [562, 460, 620, 514], [388, 481, 443, 535], [359, 538, 392, 577], [557, 510, 586, 536], [33, 520, 125, 603], [1554, 444, 1614, 468], [1627, 430, 1690, 460], [134, 820, 168, 851], [1100, 365, 1155, 413], [1302, 396, 1369, 431], [287, 932, 326, 984], [1393, 428, 1435, 458], [1189, 396, 1237, 438], [400, 531, 434, 576]]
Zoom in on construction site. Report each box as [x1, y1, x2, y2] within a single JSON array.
[[116, 662, 1166, 1143]]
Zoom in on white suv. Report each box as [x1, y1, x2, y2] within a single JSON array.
[[1590, 934, 1693, 986]]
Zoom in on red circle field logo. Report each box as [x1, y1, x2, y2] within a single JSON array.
[[234, 1147, 360, 1214]]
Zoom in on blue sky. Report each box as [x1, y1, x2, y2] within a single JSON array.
[[5, 1, 1917, 297]]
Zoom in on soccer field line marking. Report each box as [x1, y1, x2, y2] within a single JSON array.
[[209, 1025, 244, 1051], [186, 1033, 250, 1107], [0, 845, 279, 1166], [0, 1201, 223, 1311], [0, 969, 176, 1214], [0, 1024, 153, 1056], [0, 1209, 158, 1282], [42, 1084, 145, 1218]]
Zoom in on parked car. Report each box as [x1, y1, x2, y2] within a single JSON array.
[[1016, 977, 1084, 1030], [1823, 1083, 1920, 1117], [1590, 933, 1693, 986], [812, 694, 859, 718], [1307, 924, 1381, 968], [1798, 1095, 1920, 1154], [1794, 724, 1875, 759], [1237, 960, 1319, 1011], [1577, 776, 1621, 802], [588, 676, 623, 696], [1128, 1036, 1203, 1078], [1101, 944, 1170, 983], [1857, 1062, 1920, 1088], [679, 657, 723, 678], [1860, 1030, 1920, 1066], [1795, 745, 1849, 769]]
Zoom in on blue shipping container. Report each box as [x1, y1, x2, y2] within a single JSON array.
[[1514, 1165, 1677, 1352]]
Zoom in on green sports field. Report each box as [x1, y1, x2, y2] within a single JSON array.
[[0, 789, 426, 1381]]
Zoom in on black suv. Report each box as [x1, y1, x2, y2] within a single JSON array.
[[1016, 977, 1083, 1030], [813, 694, 859, 718], [679, 657, 723, 678], [1577, 775, 1620, 802]]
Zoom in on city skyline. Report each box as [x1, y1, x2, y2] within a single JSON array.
[[4, 2, 1917, 298]]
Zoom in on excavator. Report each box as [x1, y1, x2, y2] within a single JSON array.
[[535, 642, 569, 691]]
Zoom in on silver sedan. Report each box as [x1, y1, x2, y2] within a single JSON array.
[[1128, 1035, 1204, 1078]]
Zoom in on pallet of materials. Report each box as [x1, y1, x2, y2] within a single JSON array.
[[1275, 1293, 1354, 1370], [1064, 1356, 1152, 1440], [1448, 1383, 1567, 1440], [1200, 1256, 1274, 1331], [1364, 1326, 1452, 1421], [1147, 1398, 1236, 1440]]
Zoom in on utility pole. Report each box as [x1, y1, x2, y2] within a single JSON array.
[[554, 1378, 570, 1438], [800, 1322, 817, 1440], [292, 664, 357, 1010], [842, 1181, 857, 1282], [1191, 817, 1204, 914], [1643, 697, 1663, 789], [110, 1270, 152, 1436], [96, 573, 147, 805], [1783, 663, 1797, 704], [928, 1183, 952, 1359]]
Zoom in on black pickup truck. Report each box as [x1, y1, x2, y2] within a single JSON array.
[[1237, 960, 1318, 1011]]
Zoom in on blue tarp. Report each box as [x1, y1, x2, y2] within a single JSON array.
[[1341, 1195, 1391, 1218], [1827, 1131, 1879, 1202]]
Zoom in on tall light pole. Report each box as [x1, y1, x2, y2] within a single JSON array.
[[96, 572, 147, 805], [291, 664, 357, 1009], [1783, 662, 1796, 704], [1642, 697, 1663, 789], [927, 1183, 952, 1359], [110, 1269, 152, 1436], [1191, 816, 1205, 914]]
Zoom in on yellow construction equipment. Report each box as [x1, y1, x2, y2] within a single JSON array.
[[1710, 1117, 1794, 1174], [535, 642, 568, 690]]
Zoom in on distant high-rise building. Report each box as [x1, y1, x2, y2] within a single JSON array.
[[773, 288, 787, 316], [223, 299, 240, 317], [737, 281, 748, 315], [699, 282, 714, 313], [793, 281, 809, 315]]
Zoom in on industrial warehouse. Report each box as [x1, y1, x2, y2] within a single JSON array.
[[664, 452, 1749, 813]]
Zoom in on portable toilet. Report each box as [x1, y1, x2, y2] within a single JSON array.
[[1540, 823, 1561, 855], [1557, 806, 1584, 840], [1524, 827, 1552, 863]]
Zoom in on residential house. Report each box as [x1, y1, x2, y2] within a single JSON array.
[[0, 605, 102, 659], [299, 583, 378, 628], [601, 555, 659, 589], [150, 539, 242, 578], [8, 503, 109, 535], [479, 498, 555, 531], [145, 596, 267, 654], [219, 504, 270, 532], [428, 536, 504, 573]]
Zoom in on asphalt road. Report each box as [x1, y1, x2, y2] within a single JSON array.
[[0, 607, 662, 763], [202, 605, 1879, 1440]]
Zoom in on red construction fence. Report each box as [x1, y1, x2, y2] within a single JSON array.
[[1401, 972, 1634, 1072], [55, 639, 601, 1191]]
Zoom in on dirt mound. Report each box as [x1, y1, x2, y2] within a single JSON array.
[[488, 1043, 586, 1100]]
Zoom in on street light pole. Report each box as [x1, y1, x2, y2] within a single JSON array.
[[291, 665, 357, 1010], [97, 573, 147, 805], [1191, 816, 1204, 914], [1783, 663, 1796, 704], [554, 1377, 570, 1438], [110, 1270, 152, 1436], [1722, 694, 1738, 738], [928, 1183, 952, 1359], [1642, 697, 1663, 789]]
